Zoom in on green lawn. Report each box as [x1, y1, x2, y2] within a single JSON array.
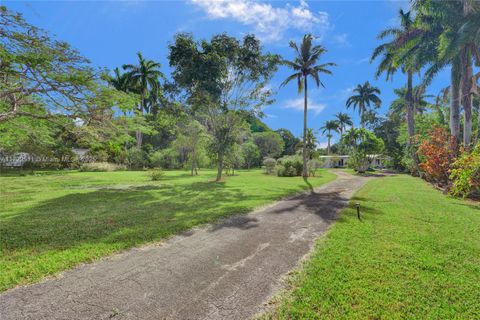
[[0, 169, 335, 292], [265, 174, 480, 319]]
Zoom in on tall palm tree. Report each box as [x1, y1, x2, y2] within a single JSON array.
[[123, 52, 164, 147], [334, 112, 353, 135], [372, 9, 419, 139], [415, 0, 480, 146], [345, 81, 381, 128], [371, 8, 426, 172], [320, 120, 340, 154], [281, 34, 336, 177]]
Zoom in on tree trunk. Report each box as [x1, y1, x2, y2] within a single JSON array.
[[327, 135, 331, 155], [461, 49, 473, 147], [406, 70, 419, 174], [215, 152, 224, 182], [360, 104, 364, 129], [124, 111, 129, 151], [477, 107, 480, 145], [136, 94, 144, 148], [302, 76, 308, 177], [406, 70, 415, 139], [450, 58, 461, 144]]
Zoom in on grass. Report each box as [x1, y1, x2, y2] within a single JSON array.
[[264, 174, 480, 319], [0, 168, 335, 292]]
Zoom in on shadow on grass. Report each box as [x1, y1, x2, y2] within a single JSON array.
[[0, 181, 264, 254]]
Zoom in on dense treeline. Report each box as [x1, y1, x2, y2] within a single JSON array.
[[1, 1, 480, 195], [0, 6, 304, 181]]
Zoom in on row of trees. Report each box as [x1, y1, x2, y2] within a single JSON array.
[[1, 6, 311, 181], [2, 1, 479, 188]]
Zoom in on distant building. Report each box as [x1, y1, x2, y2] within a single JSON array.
[[319, 154, 390, 169]]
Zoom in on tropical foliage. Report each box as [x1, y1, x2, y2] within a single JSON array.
[[281, 34, 336, 177]]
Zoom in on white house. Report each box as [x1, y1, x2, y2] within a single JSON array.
[[320, 154, 390, 169]]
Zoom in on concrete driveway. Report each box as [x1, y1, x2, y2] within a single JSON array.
[[0, 170, 371, 320]]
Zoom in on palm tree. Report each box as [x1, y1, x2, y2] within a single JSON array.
[[320, 120, 340, 154], [371, 9, 420, 139], [108, 67, 130, 93], [371, 8, 427, 173], [123, 52, 164, 147], [390, 85, 432, 119], [417, 0, 480, 147], [107, 67, 137, 150], [345, 81, 381, 128], [304, 128, 318, 159], [280, 35, 336, 176], [334, 112, 353, 135], [280, 34, 335, 177]]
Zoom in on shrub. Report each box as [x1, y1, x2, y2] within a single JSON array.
[[307, 158, 324, 176], [276, 155, 303, 177], [283, 165, 298, 177], [348, 151, 370, 173], [125, 147, 147, 169], [150, 148, 180, 169], [90, 149, 109, 162], [450, 145, 480, 198], [79, 162, 126, 172], [263, 157, 277, 174], [149, 169, 165, 181], [417, 127, 456, 185]]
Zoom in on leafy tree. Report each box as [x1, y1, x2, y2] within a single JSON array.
[[243, 112, 271, 133], [169, 33, 278, 181], [320, 120, 340, 154], [341, 128, 384, 172], [174, 120, 209, 175], [225, 144, 244, 176], [241, 141, 260, 169], [253, 131, 284, 159], [373, 116, 404, 170], [275, 128, 300, 156], [346, 81, 382, 128], [0, 6, 97, 122], [334, 112, 353, 135], [280, 34, 336, 177]]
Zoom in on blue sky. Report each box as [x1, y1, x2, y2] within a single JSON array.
[[6, 0, 450, 147]]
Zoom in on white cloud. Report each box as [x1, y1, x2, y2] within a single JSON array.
[[332, 33, 350, 47], [283, 97, 326, 116], [190, 0, 331, 42]]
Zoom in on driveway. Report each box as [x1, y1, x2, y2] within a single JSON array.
[[0, 170, 371, 320]]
